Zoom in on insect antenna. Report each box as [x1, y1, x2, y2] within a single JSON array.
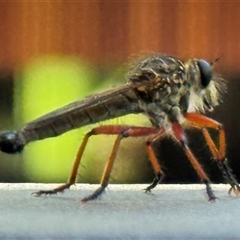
[[210, 55, 222, 66]]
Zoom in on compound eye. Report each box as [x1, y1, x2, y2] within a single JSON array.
[[197, 59, 212, 88]]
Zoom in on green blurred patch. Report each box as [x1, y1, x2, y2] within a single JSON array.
[[14, 55, 98, 182]]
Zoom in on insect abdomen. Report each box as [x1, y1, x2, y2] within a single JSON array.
[[21, 87, 141, 143]]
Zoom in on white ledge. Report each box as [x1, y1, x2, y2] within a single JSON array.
[[0, 183, 238, 239]]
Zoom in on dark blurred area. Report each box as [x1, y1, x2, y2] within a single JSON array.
[[0, 2, 240, 184]]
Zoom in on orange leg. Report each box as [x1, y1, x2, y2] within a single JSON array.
[[33, 125, 163, 201], [144, 128, 166, 192], [172, 121, 216, 201], [185, 113, 240, 196], [33, 131, 93, 196]]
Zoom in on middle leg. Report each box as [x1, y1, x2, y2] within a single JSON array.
[[144, 128, 166, 192]]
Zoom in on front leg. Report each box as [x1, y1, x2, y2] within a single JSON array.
[[185, 113, 240, 196], [217, 158, 240, 195]]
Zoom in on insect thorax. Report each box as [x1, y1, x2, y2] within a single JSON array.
[[127, 55, 190, 127]]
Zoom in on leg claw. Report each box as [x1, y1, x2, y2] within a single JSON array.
[[228, 185, 240, 196], [143, 187, 152, 193]]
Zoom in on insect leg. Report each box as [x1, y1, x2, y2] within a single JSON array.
[[81, 126, 160, 202], [144, 129, 166, 193], [33, 130, 95, 196], [172, 122, 217, 201], [201, 128, 240, 195], [185, 112, 240, 195]]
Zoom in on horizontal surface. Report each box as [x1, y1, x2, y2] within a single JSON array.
[[0, 183, 239, 239]]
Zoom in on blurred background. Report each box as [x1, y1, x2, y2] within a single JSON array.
[[0, 1, 240, 185]]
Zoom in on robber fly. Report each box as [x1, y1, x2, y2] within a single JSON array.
[[0, 55, 239, 202]]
